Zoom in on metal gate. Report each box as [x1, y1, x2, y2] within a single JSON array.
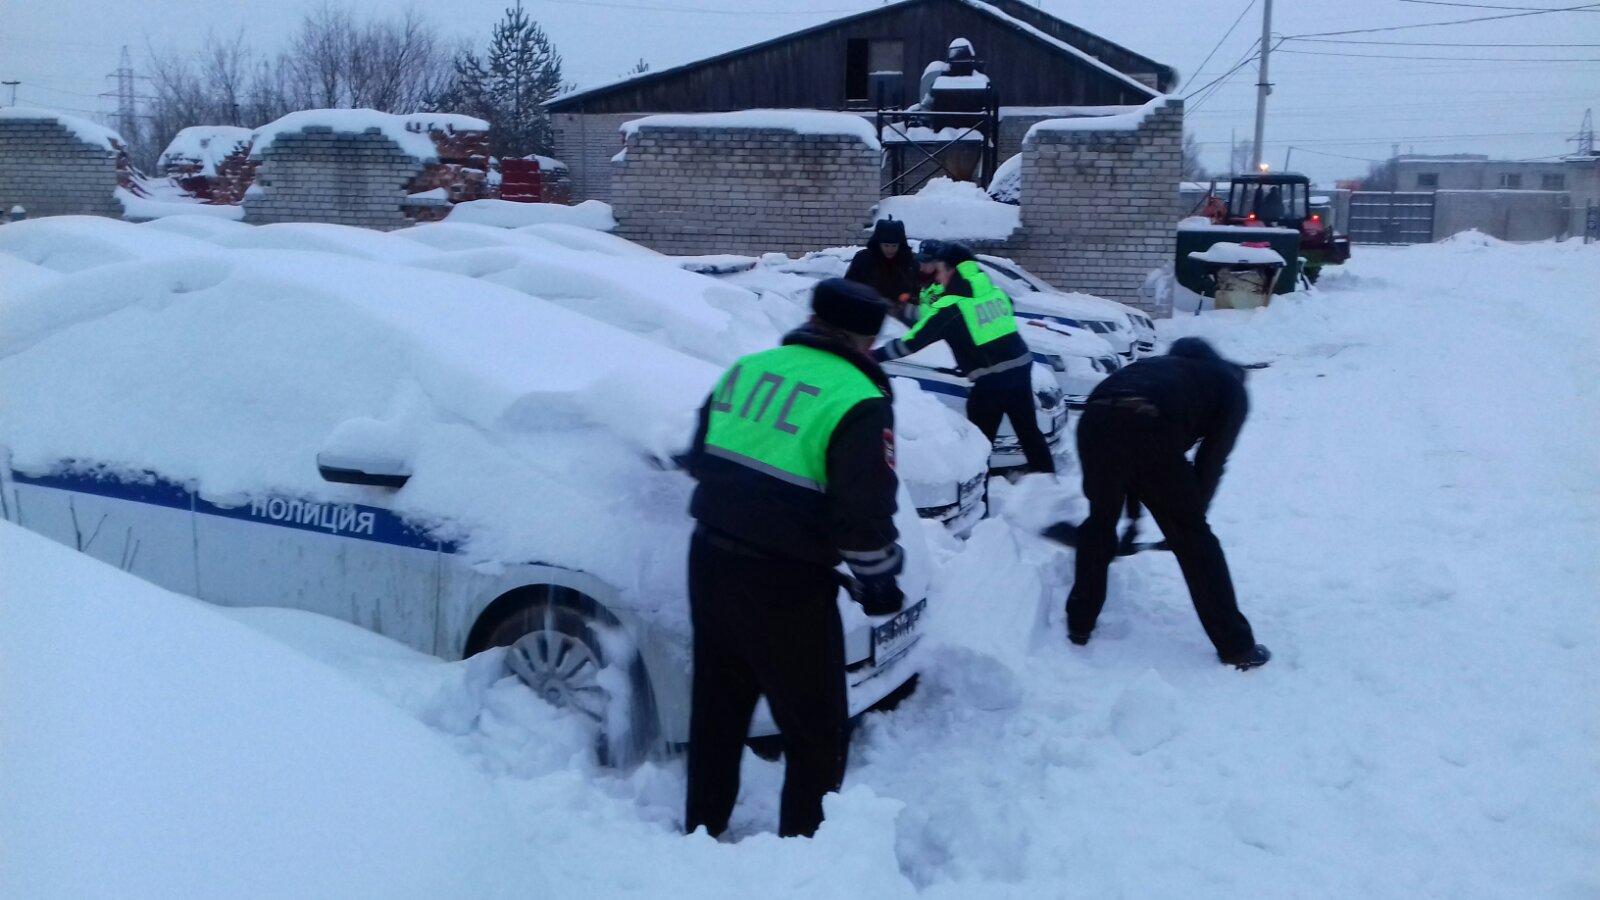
[[1347, 191, 1436, 245]]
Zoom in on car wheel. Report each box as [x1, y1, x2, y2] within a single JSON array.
[[473, 588, 658, 767]]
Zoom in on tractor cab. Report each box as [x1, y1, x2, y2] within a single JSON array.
[[1215, 172, 1349, 281], [1227, 173, 1310, 228]]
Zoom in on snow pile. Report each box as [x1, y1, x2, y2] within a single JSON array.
[[1025, 96, 1169, 140], [115, 186, 246, 222], [446, 198, 616, 231], [988, 152, 1021, 204], [0, 522, 523, 900], [623, 110, 881, 150], [250, 109, 443, 161], [158, 125, 253, 174], [1189, 241, 1287, 266], [0, 106, 124, 151], [875, 177, 1020, 240]]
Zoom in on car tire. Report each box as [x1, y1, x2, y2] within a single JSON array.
[[473, 588, 658, 768]]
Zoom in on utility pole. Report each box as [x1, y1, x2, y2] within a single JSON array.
[[1250, 0, 1273, 171], [1, 81, 18, 106]]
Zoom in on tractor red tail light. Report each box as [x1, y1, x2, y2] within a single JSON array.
[[1312, 214, 1322, 222], [1247, 214, 1257, 220]]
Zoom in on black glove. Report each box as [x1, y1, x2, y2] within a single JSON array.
[[855, 572, 904, 617]]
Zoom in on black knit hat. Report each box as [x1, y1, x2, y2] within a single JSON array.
[[935, 241, 977, 267], [915, 239, 946, 263], [812, 277, 889, 337]]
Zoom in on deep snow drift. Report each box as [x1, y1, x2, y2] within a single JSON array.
[[2, 234, 1597, 899]]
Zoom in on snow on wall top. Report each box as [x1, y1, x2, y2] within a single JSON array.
[[622, 110, 881, 150], [159, 125, 254, 175], [1023, 96, 1170, 141], [0, 106, 125, 152], [954, 0, 1159, 97], [250, 110, 489, 162]]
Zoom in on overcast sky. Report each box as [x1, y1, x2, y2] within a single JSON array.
[[4, 0, 1598, 183]]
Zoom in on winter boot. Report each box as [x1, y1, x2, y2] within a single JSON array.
[[1220, 643, 1271, 671]]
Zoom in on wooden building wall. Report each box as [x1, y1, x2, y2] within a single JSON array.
[[551, 0, 1160, 115]]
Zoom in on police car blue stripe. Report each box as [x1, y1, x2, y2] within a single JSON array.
[[901, 378, 969, 399], [12, 467, 456, 554], [1015, 311, 1085, 328]]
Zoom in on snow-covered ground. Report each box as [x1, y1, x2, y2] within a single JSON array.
[[3, 233, 1597, 898]]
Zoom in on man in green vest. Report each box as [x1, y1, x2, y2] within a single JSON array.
[[684, 278, 904, 840], [873, 241, 1057, 474]]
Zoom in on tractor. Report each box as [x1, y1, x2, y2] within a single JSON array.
[[1206, 172, 1351, 283]]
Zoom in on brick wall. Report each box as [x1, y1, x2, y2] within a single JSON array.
[[551, 112, 639, 202], [1012, 98, 1183, 312], [0, 116, 123, 219], [244, 126, 427, 230], [610, 124, 879, 255]]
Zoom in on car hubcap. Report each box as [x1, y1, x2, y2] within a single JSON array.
[[506, 609, 608, 724]]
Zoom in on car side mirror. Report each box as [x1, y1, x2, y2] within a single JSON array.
[[316, 450, 410, 489]]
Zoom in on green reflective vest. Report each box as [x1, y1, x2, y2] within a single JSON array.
[[703, 344, 886, 492], [905, 262, 1020, 347]]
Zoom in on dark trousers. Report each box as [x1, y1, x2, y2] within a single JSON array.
[[1066, 405, 1256, 657], [968, 365, 1056, 474], [685, 530, 847, 839]]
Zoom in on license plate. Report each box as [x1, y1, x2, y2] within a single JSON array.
[[872, 598, 927, 666]]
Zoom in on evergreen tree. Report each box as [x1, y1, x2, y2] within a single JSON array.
[[449, 2, 565, 158]]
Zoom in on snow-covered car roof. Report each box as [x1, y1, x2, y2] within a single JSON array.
[[0, 215, 216, 273], [0, 231, 721, 587]]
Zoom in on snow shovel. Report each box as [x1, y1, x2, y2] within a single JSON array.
[[1039, 521, 1169, 555]]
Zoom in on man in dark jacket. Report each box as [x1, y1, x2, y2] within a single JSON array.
[[684, 278, 904, 839], [845, 218, 919, 320], [1062, 337, 1270, 669], [871, 241, 1055, 474]]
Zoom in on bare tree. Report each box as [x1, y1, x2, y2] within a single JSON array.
[[138, 6, 459, 166], [1182, 132, 1208, 181]]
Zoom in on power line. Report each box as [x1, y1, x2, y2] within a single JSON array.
[[1291, 37, 1600, 46], [1187, 0, 1257, 88], [1279, 48, 1600, 60], [1286, 2, 1600, 38], [1398, 0, 1600, 9], [1182, 38, 1266, 102], [1192, 129, 1573, 147]]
